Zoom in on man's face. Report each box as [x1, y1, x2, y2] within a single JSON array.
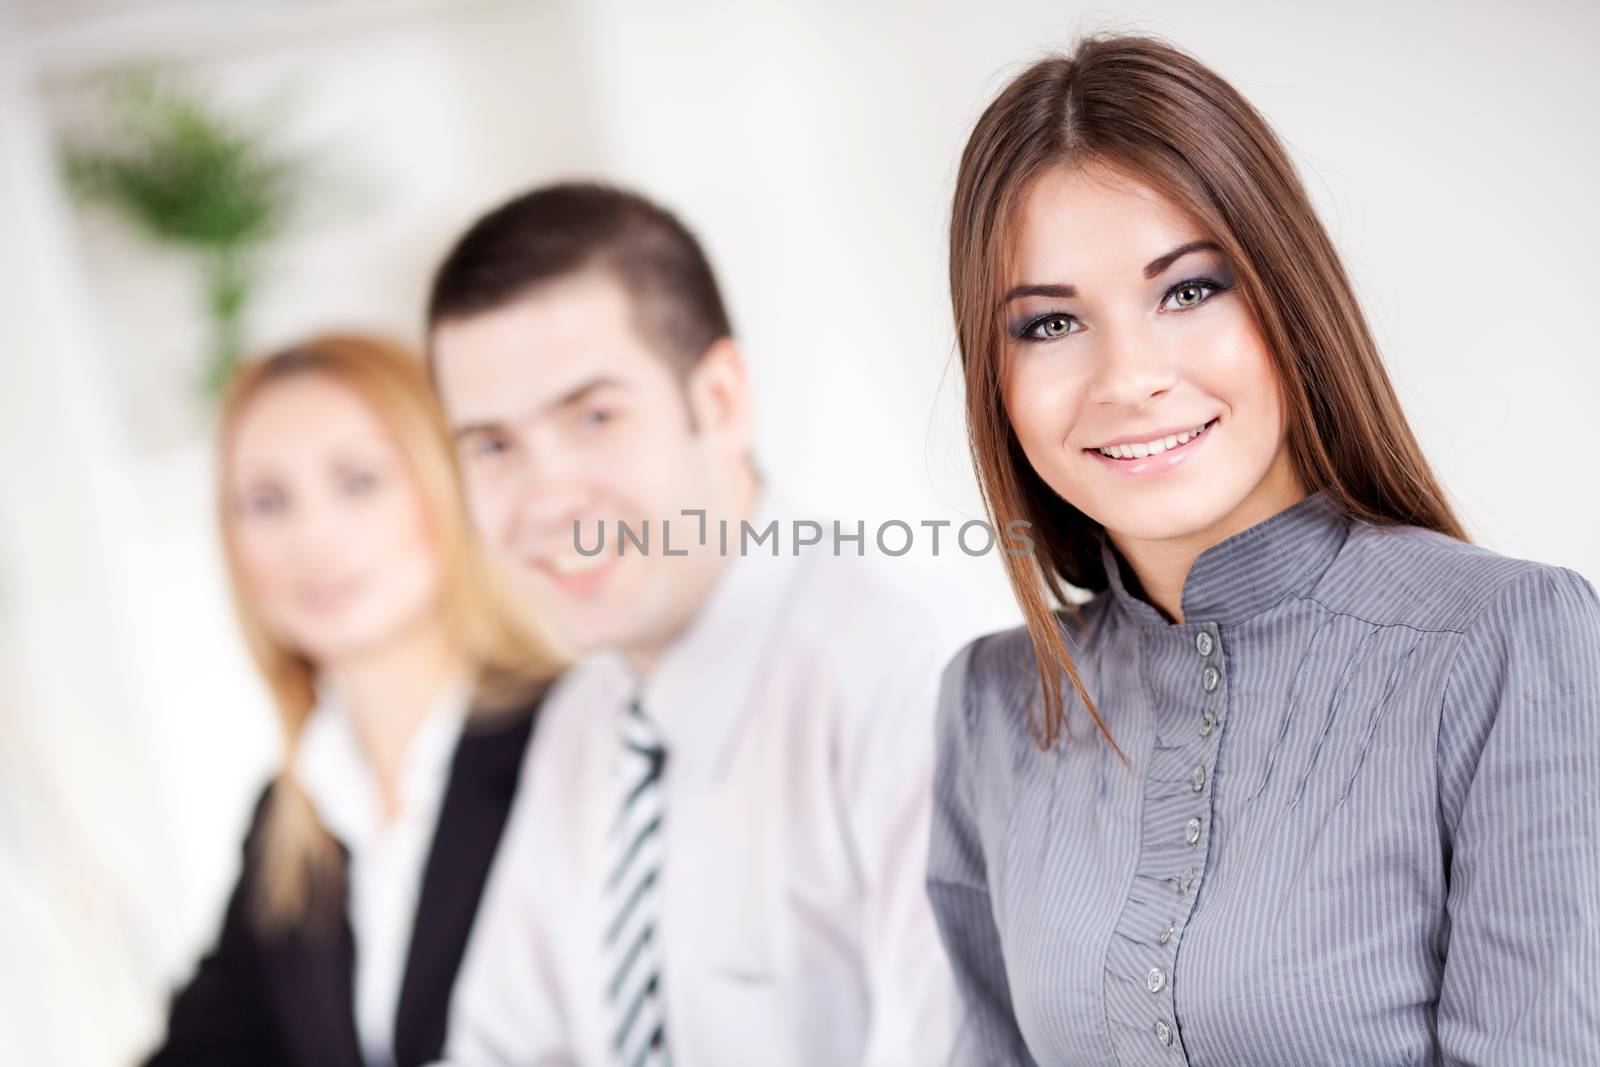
[[432, 271, 749, 660]]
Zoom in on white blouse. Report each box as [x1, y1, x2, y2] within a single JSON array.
[[296, 673, 472, 1067]]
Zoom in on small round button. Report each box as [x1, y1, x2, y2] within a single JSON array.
[[1159, 920, 1176, 945], [1155, 1020, 1174, 1046], [1179, 866, 1196, 894], [1199, 710, 1217, 737], [1185, 817, 1202, 846], [1190, 765, 1206, 792], [1196, 631, 1214, 656], [1202, 665, 1220, 692], [1146, 967, 1166, 993]]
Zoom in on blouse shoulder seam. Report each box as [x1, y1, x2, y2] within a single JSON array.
[[1431, 562, 1576, 792]]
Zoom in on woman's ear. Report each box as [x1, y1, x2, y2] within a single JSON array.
[[685, 336, 752, 459]]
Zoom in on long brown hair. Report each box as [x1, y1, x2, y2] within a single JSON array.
[[949, 34, 1466, 751], [216, 334, 568, 933]]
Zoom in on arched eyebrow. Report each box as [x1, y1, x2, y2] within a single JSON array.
[[1141, 240, 1222, 279], [1004, 283, 1076, 302], [1003, 240, 1225, 303]]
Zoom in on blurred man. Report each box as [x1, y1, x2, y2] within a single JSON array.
[[425, 183, 955, 1067]]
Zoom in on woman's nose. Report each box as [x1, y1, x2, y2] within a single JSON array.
[[1089, 325, 1179, 409]]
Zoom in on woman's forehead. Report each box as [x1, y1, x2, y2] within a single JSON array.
[[1011, 164, 1214, 283], [230, 376, 394, 470]]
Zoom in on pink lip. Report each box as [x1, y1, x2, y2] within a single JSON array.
[[296, 578, 363, 614], [1086, 418, 1218, 479]]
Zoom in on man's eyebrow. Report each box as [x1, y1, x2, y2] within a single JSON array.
[[1003, 241, 1224, 304], [451, 419, 504, 442], [449, 375, 627, 441], [551, 374, 627, 409]]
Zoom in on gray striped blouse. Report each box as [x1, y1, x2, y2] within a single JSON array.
[[927, 489, 1600, 1066]]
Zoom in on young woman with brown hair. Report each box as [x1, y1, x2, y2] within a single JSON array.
[[928, 34, 1600, 1066], [142, 335, 566, 1067]]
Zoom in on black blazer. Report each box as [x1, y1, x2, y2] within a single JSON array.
[[141, 690, 544, 1067]]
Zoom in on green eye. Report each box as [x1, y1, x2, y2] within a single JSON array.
[[1032, 315, 1072, 339], [1164, 277, 1229, 311]]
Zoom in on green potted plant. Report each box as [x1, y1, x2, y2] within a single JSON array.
[[60, 73, 310, 399]]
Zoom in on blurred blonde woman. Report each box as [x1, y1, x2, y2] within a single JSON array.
[[143, 335, 567, 1067]]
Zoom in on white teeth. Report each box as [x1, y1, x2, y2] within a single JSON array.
[[1097, 420, 1212, 459], [545, 553, 608, 576]]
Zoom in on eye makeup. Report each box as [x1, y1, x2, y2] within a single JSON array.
[[1007, 267, 1237, 343]]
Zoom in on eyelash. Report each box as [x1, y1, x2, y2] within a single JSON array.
[[1014, 275, 1233, 342]]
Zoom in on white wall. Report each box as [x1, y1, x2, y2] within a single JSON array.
[[555, 0, 1600, 582], [3, 1, 1597, 1063]]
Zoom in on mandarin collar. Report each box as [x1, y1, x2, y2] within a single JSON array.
[[1098, 489, 1351, 628]]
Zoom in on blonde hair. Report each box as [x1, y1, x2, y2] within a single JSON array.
[[216, 333, 568, 933]]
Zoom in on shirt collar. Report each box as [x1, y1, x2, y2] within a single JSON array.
[[586, 479, 805, 779], [1099, 488, 1351, 628], [295, 671, 474, 848]]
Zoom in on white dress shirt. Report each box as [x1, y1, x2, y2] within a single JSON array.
[[297, 672, 474, 1067], [441, 484, 961, 1067]]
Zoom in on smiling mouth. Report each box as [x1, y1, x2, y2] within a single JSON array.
[[297, 579, 362, 612], [540, 553, 610, 577], [1089, 418, 1218, 460]]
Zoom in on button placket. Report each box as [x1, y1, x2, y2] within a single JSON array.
[[1198, 623, 1222, 736], [1126, 624, 1225, 1059], [1183, 629, 1218, 901], [1153, 621, 1220, 1049]]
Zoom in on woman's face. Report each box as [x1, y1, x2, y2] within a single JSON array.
[[228, 374, 443, 666], [1001, 162, 1299, 550]]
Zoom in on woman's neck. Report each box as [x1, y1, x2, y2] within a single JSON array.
[[1109, 458, 1307, 625], [324, 618, 466, 820]]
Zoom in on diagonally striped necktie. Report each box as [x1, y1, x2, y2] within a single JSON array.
[[603, 695, 671, 1067]]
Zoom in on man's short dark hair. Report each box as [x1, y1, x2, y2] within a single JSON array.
[[426, 182, 732, 373]]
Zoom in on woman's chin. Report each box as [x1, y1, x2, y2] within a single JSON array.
[[1080, 485, 1249, 547]]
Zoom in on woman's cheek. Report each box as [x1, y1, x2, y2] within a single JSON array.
[[383, 495, 444, 605], [234, 538, 285, 621], [1195, 306, 1274, 384], [1196, 319, 1287, 462], [1007, 362, 1084, 457]]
